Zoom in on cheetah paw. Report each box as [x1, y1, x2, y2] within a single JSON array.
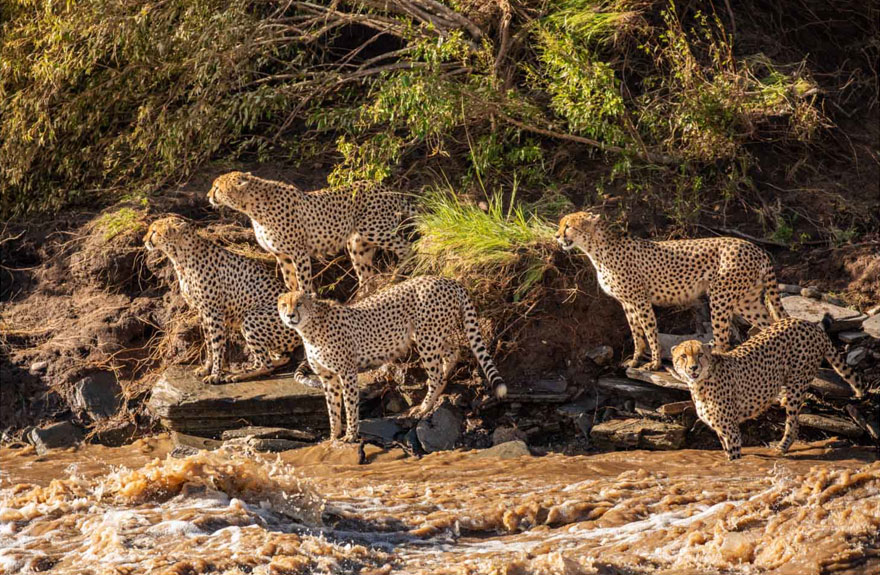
[[640, 360, 662, 372], [202, 374, 225, 385]]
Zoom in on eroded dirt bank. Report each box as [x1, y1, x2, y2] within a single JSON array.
[[0, 435, 878, 574]]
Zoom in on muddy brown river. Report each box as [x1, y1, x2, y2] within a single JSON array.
[[0, 435, 877, 574]]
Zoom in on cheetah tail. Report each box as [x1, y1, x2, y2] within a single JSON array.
[[763, 268, 787, 322], [458, 293, 507, 399], [821, 317, 865, 398]]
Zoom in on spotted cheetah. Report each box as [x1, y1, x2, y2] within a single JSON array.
[[671, 317, 864, 460], [556, 211, 786, 370], [277, 276, 507, 442], [144, 216, 310, 385], [208, 172, 413, 293]]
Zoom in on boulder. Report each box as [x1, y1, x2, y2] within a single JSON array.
[[781, 296, 867, 332], [415, 405, 462, 453], [590, 418, 687, 450], [778, 284, 802, 295], [800, 286, 821, 299], [491, 426, 527, 445], [862, 314, 880, 339], [28, 361, 48, 375], [72, 371, 123, 420], [838, 331, 869, 344], [473, 440, 531, 459], [28, 421, 84, 454], [93, 421, 138, 447], [797, 414, 864, 439], [148, 366, 328, 437]]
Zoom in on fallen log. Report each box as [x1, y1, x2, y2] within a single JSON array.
[[798, 413, 864, 439]]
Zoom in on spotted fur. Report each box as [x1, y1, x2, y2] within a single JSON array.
[[208, 172, 413, 293], [556, 211, 786, 370], [144, 216, 310, 385], [277, 276, 507, 442], [671, 317, 865, 460]]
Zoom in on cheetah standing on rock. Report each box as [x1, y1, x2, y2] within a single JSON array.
[[144, 216, 309, 385], [208, 172, 413, 293], [277, 276, 507, 442], [671, 317, 865, 460], [556, 211, 786, 370]]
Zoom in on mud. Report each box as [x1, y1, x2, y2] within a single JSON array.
[[1, 436, 877, 574]]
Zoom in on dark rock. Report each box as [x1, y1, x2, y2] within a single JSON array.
[[72, 371, 123, 420], [798, 414, 864, 439], [416, 405, 462, 453], [781, 296, 867, 332], [220, 426, 317, 442], [358, 418, 405, 443], [809, 369, 860, 398], [585, 345, 614, 366], [148, 366, 327, 436], [171, 431, 223, 452], [838, 331, 869, 344], [240, 438, 310, 452], [596, 376, 688, 406], [846, 348, 867, 366], [94, 421, 138, 447], [526, 376, 568, 394], [28, 422, 84, 454], [473, 440, 531, 459], [778, 284, 802, 294], [491, 426, 527, 445], [821, 294, 846, 307], [590, 418, 687, 450]]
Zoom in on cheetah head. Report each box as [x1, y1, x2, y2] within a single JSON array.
[[143, 216, 191, 252], [278, 291, 315, 330], [671, 340, 713, 386], [208, 171, 257, 214], [555, 211, 610, 252]]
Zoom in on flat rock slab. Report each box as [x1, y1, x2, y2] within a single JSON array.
[[782, 296, 867, 331], [591, 418, 687, 450], [220, 426, 317, 442], [596, 376, 689, 406], [149, 366, 328, 437], [625, 368, 691, 391], [472, 440, 531, 459]]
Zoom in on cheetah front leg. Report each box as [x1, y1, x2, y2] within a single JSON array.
[[201, 310, 228, 385], [621, 302, 647, 368], [346, 233, 378, 288], [339, 370, 361, 443], [276, 247, 313, 293], [228, 307, 286, 382], [717, 423, 742, 461], [630, 300, 661, 371], [318, 371, 344, 440], [777, 385, 804, 455]]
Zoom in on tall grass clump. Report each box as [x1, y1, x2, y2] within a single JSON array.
[[413, 187, 556, 299]]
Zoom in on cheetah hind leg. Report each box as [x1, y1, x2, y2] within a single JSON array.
[[776, 384, 804, 455], [621, 303, 648, 369], [412, 350, 447, 418]]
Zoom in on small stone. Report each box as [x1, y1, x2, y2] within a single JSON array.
[[243, 438, 309, 452], [473, 440, 530, 459], [838, 331, 869, 344], [801, 287, 821, 299], [491, 426, 526, 445], [846, 348, 867, 366], [585, 345, 614, 366], [93, 421, 137, 447], [29, 361, 48, 375], [415, 405, 462, 453], [28, 422, 84, 455], [72, 371, 123, 421], [778, 284, 802, 294]]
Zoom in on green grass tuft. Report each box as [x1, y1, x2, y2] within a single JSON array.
[[413, 187, 556, 299]]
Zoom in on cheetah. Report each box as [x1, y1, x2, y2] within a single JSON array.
[[208, 172, 413, 293], [556, 211, 786, 370], [144, 216, 310, 385], [277, 276, 507, 442], [671, 317, 864, 460]]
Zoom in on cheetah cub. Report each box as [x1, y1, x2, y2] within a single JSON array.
[[671, 317, 864, 460], [277, 276, 507, 442], [208, 172, 413, 293], [556, 211, 786, 370], [144, 216, 306, 385]]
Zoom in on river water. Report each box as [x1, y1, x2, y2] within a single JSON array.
[[0, 435, 877, 574]]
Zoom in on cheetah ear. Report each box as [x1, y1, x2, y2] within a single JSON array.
[[701, 342, 714, 356], [671, 342, 681, 357]]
